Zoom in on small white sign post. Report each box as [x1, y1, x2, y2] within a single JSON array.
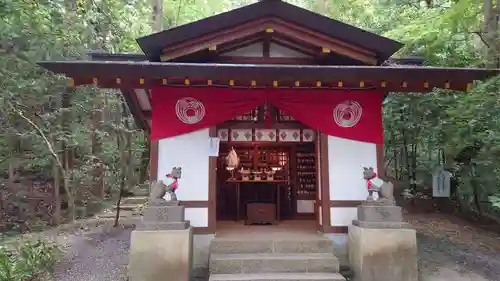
[[432, 167, 451, 198]]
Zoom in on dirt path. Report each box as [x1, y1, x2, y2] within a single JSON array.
[[408, 212, 500, 281]]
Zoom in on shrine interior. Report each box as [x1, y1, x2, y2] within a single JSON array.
[[215, 103, 318, 226]]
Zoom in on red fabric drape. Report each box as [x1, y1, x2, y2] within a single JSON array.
[[151, 87, 265, 140], [151, 87, 384, 143], [269, 89, 384, 143]]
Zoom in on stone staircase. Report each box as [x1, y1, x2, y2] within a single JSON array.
[[208, 235, 346, 281], [96, 196, 148, 219]]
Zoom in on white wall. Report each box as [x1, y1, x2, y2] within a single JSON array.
[[186, 208, 208, 227], [220, 41, 311, 58], [157, 129, 210, 225], [270, 42, 309, 58], [327, 136, 377, 226], [222, 42, 263, 57]]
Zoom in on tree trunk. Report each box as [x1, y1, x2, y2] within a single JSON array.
[[91, 93, 105, 199], [52, 155, 61, 225], [114, 127, 125, 227], [151, 0, 164, 32], [114, 99, 132, 227], [470, 165, 482, 216], [139, 133, 151, 183], [411, 143, 417, 189], [484, 0, 500, 68], [61, 89, 75, 221]]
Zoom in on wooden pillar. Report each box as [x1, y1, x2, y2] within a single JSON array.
[[208, 127, 217, 233], [319, 133, 331, 232]]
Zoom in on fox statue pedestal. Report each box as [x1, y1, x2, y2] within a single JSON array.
[[349, 168, 417, 281], [348, 202, 418, 281], [128, 173, 193, 281], [128, 200, 192, 281]]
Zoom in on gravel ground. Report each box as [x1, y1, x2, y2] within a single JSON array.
[[49, 220, 500, 281], [52, 226, 132, 281], [418, 232, 500, 281]]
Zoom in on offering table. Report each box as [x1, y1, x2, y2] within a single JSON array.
[[226, 180, 289, 224]]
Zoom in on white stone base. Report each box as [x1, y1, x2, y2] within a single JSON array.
[[348, 225, 418, 281], [128, 228, 193, 281]]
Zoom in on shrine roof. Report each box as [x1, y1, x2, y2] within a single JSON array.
[[38, 60, 499, 92], [136, 0, 403, 62], [87, 51, 426, 65]]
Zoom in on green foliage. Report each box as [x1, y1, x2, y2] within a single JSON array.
[[303, 0, 500, 216], [0, 240, 60, 281], [0, 0, 497, 229]]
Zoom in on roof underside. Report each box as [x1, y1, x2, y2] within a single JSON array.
[[39, 60, 498, 91], [137, 0, 403, 63], [37, 60, 499, 132]]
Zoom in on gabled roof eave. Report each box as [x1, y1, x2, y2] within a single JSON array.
[[136, 0, 403, 62]]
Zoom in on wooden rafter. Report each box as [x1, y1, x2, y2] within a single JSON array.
[[138, 0, 403, 62], [217, 35, 265, 55], [160, 18, 378, 64], [39, 61, 499, 93], [212, 57, 318, 64], [269, 36, 318, 57]]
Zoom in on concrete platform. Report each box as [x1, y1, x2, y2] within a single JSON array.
[[210, 253, 339, 274], [128, 228, 193, 281], [209, 221, 344, 281], [348, 224, 418, 281], [209, 273, 345, 281]]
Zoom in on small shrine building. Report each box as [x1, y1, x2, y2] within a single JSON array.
[[39, 0, 498, 266]]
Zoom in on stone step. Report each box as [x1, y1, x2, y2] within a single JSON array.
[[210, 253, 340, 274], [121, 196, 148, 205], [132, 188, 149, 197], [209, 273, 345, 281], [113, 204, 138, 211], [97, 210, 136, 219], [210, 237, 334, 254]]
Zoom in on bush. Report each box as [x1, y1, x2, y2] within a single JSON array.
[[0, 239, 60, 281]]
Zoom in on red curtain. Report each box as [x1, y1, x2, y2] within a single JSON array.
[[151, 87, 266, 140], [151, 87, 384, 143], [269, 89, 384, 143]]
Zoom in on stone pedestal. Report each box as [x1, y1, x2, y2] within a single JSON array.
[[348, 203, 417, 281], [128, 201, 192, 281], [352, 205, 411, 229], [136, 204, 191, 230], [129, 229, 193, 281]]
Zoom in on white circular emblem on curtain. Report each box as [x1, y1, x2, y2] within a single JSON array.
[[175, 97, 206, 124], [333, 100, 362, 128]]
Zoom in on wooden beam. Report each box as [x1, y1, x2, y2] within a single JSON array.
[[269, 24, 376, 64], [40, 61, 498, 92], [208, 127, 217, 233], [212, 56, 317, 64], [263, 33, 271, 58], [160, 18, 377, 64], [269, 36, 318, 57], [319, 133, 331, 232], [216, 35, 265, 55], [121, 89, 150, 130]]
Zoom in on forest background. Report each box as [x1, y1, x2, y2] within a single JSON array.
[[0, 0, 499, 234]]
